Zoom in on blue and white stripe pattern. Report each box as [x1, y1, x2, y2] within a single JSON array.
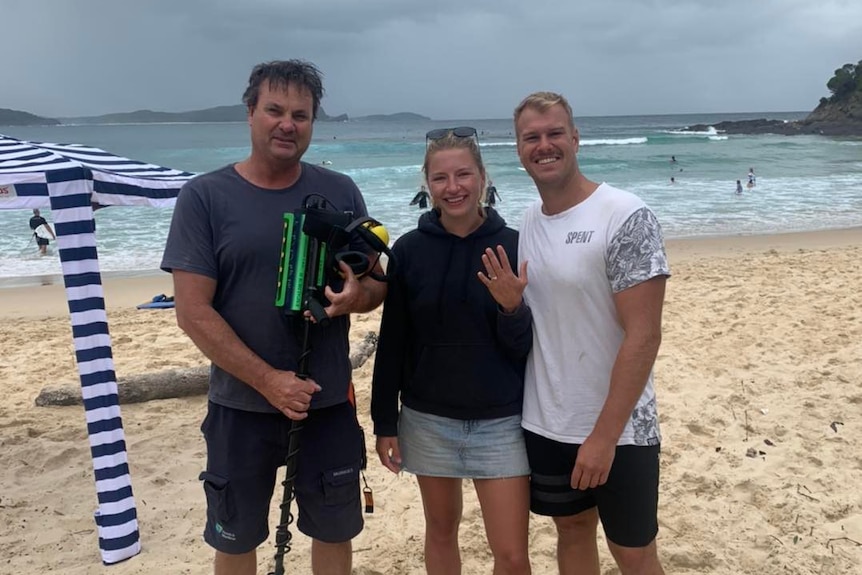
[[0, 134, 195, 565]]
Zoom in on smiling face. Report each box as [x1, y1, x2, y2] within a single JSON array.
[[426, 147, 486, 230], [515, 103, 579, 190], [248, 80, 314, 169]]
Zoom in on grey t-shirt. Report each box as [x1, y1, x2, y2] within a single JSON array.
[[161, 163, 369, 413]]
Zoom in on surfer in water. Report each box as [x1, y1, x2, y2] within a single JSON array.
[[485, 179, 500, 207], [409, 184, 430, 209], [28, 208, 56, 255]]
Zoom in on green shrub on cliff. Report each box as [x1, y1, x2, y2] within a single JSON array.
[[826, 61, 862, 102]]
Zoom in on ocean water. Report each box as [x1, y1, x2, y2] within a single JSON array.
[[2, 112, 861, 281]]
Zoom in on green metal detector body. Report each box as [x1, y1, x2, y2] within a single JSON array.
[[275, 211, 329, 313]]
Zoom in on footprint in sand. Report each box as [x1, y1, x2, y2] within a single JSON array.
[[43, 447, 84, 472], [685, 422, 712, 437]]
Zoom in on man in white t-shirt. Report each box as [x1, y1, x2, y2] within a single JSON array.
[[514, 91, 670, 575]]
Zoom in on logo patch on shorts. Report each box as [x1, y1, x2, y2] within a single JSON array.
[[332, 467, 356, 478], [215, 522, 236, 541]]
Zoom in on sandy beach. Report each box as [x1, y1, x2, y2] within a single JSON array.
[[1, 229, 860, 574]]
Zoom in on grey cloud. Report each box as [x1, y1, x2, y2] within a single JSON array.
[[1, 0, 860, 119]]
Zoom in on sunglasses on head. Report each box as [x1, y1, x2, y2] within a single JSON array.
[[425, 126, 478, 141]]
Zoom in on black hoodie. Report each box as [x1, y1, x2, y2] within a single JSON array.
[[371, 207, 532, 437]]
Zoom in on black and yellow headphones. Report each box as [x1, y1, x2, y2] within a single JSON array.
[[331, 215, 393, 282], [296, 196, 392, 283]]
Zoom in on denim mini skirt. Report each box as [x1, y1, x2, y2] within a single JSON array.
[[398, 405, 530, 479]]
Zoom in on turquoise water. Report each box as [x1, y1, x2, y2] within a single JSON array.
[[2, 112, 861, 279]]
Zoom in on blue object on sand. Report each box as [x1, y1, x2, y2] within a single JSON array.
[[136, 294, 175, 309]]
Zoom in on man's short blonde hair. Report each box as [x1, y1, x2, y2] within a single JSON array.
[[513, 91, 574, 130]]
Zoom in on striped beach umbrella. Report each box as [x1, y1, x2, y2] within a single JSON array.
[[0, 134, 196, 565]]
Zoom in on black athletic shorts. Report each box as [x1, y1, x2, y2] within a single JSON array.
[[524, 430, 660, 548], [200, 401, 365, 554]]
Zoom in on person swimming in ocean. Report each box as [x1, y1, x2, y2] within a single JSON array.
[[747, 168, 756, 188], [736, 180, 743, 194]]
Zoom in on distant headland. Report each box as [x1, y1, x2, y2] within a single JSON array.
[[0, 109, 61, 126], [685, 60, 862, 136], [0, 105, 430, 127]]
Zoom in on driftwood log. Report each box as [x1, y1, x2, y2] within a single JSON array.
[[35, 332, 378, 407]]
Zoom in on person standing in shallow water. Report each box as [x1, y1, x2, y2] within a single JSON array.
[[372, 127, 533, 574], [485, 179, 500, 207], [514, 91, 670, 575], [736, 180, 743, 194], [410, 184, 430, 209], [28, 208, 56, 255]]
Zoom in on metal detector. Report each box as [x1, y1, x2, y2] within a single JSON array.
[[269, 194, 392, 574]]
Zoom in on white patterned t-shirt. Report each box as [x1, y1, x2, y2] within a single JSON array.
[[519, 183, 670, 446]]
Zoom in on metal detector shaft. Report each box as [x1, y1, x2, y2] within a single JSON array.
[[272, 419, 302, 575], [271, 323, 310, 575], [271, 234, 325, 575]]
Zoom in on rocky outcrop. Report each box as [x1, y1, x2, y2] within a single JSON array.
[[686, 116, 862, 136], [685, 77, 862, 136], [806, 90, 862, 124]]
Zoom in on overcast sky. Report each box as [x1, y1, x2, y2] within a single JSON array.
[[2, 0, 861, 120]]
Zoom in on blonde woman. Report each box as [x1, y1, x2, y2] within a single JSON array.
[[372, 127, 532, 574]]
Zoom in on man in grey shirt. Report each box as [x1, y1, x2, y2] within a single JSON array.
[[161, 60, 386, 575]]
